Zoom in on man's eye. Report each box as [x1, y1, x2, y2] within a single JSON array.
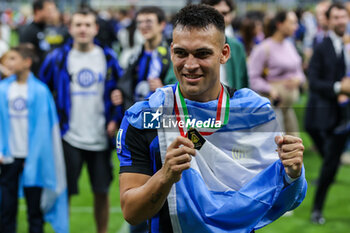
[[196, 51, 211, 58], [175, 50, 187, 57]]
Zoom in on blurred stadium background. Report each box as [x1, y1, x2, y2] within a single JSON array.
[[1, 0, 346, 14]]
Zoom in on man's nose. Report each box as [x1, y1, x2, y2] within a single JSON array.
[[184, 55, 199, 70]]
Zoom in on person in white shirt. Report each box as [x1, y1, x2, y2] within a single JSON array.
[[39, 8, 124, 233]]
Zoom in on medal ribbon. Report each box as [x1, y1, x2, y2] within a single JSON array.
[[174, 83, 230, 137]]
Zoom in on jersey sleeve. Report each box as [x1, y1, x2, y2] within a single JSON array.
[[117, 116, 154, 176]]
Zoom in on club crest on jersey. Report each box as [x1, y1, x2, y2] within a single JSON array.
[[77, 68, 96, 88], [12, 97, 27, 112]]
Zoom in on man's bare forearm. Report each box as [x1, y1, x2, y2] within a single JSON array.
[[120, 169, 174, 225]]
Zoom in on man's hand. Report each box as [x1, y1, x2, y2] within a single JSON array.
[[111, 89, 123, 106], [160, 136, 196, 184], [107, 121, 118, 138], [148, 78, 163, 92], [275, 135, 304, 179], [340, 77, 350, 95], [284, 78, 301, 90], [269, 88, 281, 107]]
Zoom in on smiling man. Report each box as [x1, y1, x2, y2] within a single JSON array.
[[117, 4, 307, 233]]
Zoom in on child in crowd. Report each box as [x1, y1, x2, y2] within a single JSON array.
[[0, 44, 68, 233]]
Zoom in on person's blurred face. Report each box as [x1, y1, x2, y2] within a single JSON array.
[[136, 13, 165, 41], [69, 13, 98, 45], [62, 12, 71, 26], [213, 1, 233, 27], [254, 20, 263, 36], [279, 12, 299, 38], [42, 1, 57, 24], [328, 7, 349, 37], [171, 25, 230, 102], [47, 7, 60, 25], [3, 51, 30, 75], [316, 2, 331, 30]]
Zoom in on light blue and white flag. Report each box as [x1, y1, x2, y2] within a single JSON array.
[[128, 85, 306, 233], [0, 74, 69, 233]]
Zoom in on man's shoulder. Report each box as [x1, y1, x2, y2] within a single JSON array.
[[19, 22, 40, 34], [45, 43, 71, 62], [98, 44, 118, 59], [231, 88, 269, 105], [314, 37, 332, 52], [226, 88, 276, 129], [123, 85, 176, 129], [123, 100, 152, 130]]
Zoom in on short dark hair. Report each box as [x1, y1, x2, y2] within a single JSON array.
[[325, 2, 347, 19], [136, 6, 166, 23], [173, 4, 225, 33], [264, 10, 288, 38], [33, 0, 55, 13], [71, 7, 98, 24], [201, 0, 236, 12], [11, 43, 38, 64]]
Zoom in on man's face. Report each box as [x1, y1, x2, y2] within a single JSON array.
[[316, 2, 331, 30], [136, 13, 164, 41], [212, 1, 233, 27], [69, 14, 98, 45], [328, 7, 349, 37], [43, 2, 57, 24], [3, 51, 28, 75], [35, 1, 56, 23], [171, 25, 230, 101]]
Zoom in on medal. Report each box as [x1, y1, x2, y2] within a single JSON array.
[[187, 127, 206, 150]]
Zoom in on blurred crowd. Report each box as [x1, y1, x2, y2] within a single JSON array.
[[1, 0, 350, 232]]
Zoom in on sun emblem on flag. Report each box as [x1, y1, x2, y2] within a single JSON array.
[[231, 146, 249, 160]]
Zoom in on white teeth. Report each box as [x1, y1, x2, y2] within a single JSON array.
[[184, 74, 201, 79]]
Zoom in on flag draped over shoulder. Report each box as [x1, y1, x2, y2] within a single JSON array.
[[0, 74, 69, 233], [125, 84, 307, 233]]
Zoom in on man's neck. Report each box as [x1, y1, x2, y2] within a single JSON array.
[[33, 14, 44, 24], [144, 34, 163, 51], [330, 30, 343, 39], [73, 42, 95, 52], [16, 70, 30, 84], [180, 83, 222, 102]]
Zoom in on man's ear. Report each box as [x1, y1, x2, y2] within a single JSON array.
[[24, 58, 33, 70], [220, 43, 230, 64], [94, 24, 99, 37]]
